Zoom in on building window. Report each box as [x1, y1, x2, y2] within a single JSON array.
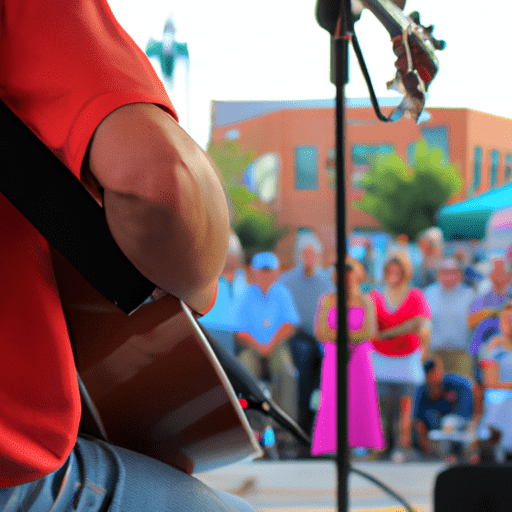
[[420, 126, 449, 163], [469, 146, 482, 196], [295, 146, 318, 190], [506, 154, 512, 182], [351, 144, 394, 189], [224, 129, 240, 140], [490, 150, 500, 188]]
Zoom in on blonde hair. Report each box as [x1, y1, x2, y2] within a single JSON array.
[[384, 250, 413, 284]]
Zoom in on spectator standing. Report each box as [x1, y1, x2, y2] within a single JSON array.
[[235, 252, 300, 423], [424, 258, 475, 379], [199, 232, 247, 355], [278, 232, 334, 444], [412, 227, 444, 289], [311, 258, 384, 456], [370, 251, 432, 462], [413, 357, 475, 463], [468, 252, 512, 357]]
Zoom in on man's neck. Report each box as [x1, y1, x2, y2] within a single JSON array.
[[256, 283, 273, 295]]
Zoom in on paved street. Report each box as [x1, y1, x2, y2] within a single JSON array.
[[197, 459, 447, 511]]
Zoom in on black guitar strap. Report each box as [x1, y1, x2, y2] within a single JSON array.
[[0, 99, 155, 315]]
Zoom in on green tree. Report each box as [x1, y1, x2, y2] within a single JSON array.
[[207, 140, 288, 259], [354, 140, 463, 240]]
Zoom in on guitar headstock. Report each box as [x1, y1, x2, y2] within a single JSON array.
[[360, 0, 446, 121]]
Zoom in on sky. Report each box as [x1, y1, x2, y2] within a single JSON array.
[[108, 0, 512, 149]]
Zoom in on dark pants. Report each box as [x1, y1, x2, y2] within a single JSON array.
[[289, 330, 323, 439]]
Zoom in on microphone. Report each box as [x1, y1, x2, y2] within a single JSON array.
[[199, 326, 312, 447]]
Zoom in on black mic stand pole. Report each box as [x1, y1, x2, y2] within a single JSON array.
[[335, 0, 353, 511]]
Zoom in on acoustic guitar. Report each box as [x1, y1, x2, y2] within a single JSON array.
[[51, 248, 262, 475], [0, 95, 261, 476]]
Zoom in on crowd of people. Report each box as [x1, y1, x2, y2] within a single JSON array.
[[201, 227, 512, 465]]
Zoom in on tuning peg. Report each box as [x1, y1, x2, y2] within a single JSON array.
[[432, 37, 446, 51], [408, 11, 421, 25]]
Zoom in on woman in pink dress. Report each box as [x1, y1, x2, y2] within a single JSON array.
[[311, 257, 384, 456]]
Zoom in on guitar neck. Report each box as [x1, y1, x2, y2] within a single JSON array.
[[362, 0, 409, 37]]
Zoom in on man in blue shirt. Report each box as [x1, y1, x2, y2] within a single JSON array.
[[236, 252, 300, 422], [413, 357, 474, 461]]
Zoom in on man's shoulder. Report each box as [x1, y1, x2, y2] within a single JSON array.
[[241, 284, 261, 302], [270, 281, 295, 299], [423, 282, 440, 299], [277, 266, 301, 284], [459, 284, 476, 298]]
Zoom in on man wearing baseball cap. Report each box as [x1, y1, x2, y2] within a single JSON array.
[[236, 252, 300, 427]]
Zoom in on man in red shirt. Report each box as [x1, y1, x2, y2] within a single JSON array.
[[0, 1, 255, 511]]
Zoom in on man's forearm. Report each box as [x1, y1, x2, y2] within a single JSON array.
[[380, 316, 423, 340], [262, 323, 295, 356], [87, 104, 229, 312], [467, 308, 499, 330]]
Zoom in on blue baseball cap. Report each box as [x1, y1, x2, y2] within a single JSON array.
[[251, 252, 279, 270]]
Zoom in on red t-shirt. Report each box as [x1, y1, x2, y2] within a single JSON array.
[[370, 288, 431, 357], [0, 1, 176, 487]]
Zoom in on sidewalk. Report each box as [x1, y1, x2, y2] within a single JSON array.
[[197, 459, 444, 511]]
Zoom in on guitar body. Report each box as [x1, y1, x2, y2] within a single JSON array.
[[51, 249, 261, 475]]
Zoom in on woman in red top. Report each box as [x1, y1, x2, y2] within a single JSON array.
[[0, 1, 254, 511], [370, 250, 431, 462]]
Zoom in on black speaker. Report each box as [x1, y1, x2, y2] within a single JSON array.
[[434, 464, 512, 512]]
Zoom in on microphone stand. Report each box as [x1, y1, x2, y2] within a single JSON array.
[[334, 1, 353, 511]]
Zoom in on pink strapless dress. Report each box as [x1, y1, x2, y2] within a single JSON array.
[[311, 307, 384, 455]]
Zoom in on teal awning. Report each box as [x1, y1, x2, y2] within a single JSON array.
[[437, 183, 512, 240]]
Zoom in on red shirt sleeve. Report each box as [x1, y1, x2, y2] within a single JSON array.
[[408, 288, 432, 320], [0, 0, 177, 179]]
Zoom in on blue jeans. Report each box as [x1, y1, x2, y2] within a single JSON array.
[[0, 435, 256, 511]]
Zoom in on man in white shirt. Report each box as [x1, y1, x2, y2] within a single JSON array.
[[424, 258, 475, 379]]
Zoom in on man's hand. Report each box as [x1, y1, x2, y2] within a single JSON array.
[[392, 31, 438, 90], [261, 323, 296, 357]]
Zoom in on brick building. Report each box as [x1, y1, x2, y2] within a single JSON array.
[[210, 99, 512, 269]]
